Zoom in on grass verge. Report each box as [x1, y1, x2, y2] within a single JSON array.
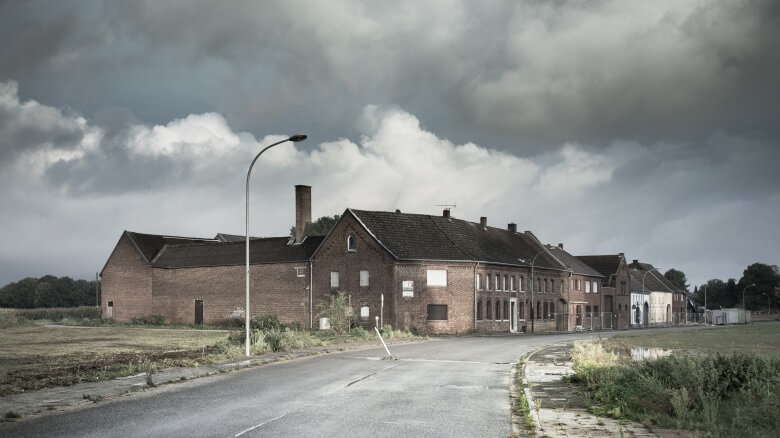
[[511, 356, 535, 437], [571, 323, 780, 437]]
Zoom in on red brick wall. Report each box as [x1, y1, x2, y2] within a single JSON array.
[[101, 233, 153, 321], [152, 262, 310, 325], [312, 213, 395, 330]]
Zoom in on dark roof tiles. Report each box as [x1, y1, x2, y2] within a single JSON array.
[[350, 209, 564, 270]]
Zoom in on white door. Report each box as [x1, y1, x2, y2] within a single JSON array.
[[510, 298, 517, 333]]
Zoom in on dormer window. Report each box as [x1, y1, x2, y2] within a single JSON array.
[[347, 234, 357, 252]]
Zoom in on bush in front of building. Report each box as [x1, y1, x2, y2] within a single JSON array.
[[10, 306, 101, 321], [316, 291, 350, 334]]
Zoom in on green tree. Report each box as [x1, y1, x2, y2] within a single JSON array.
[[289, 214, 340, 237], [0, 276, 98, 308], [316, 291, 351, 334], [664, 269, 689, 292], [738, 263, 780, 310]]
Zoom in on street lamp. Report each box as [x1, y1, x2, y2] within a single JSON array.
[[742, 283, 756, 313], [762, 292, 771, 315], [519, 248, 549, 334], [641, 266, 662, 327], [245, 134, 307, 356]]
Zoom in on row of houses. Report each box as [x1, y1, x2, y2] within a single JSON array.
[[101, 185, 694, 334]]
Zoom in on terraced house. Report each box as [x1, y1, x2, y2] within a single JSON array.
[[101, 184, 685, 334]]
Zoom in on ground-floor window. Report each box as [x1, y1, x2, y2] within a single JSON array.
[[495, 301, 501, 321], [503, 300, 509, 320], [427, 304, 448, 321], [477, 301, 483, 320]]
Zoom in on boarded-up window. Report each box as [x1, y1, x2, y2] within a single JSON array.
[[360, 306, 369, 321], [295, 267, 306, 278], [360, 270, 369, 287], [427, 270, 447, 287], [593, 282, 598, 293], [476, 274, 482, 290], [330, 272, 339, 288], [585, 281, 591, 293], [486, 274, 492, 290], [402, 280, 414, 297], [427, 304, 448, 320]]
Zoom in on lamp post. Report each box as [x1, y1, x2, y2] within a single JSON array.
[[762, 292, 771, 315], [641, 266, 662, 327], [741, 283, 756, 313], [245, 134, 307, 357], [519, 248, 549, 334]]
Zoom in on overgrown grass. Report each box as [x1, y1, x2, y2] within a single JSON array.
[[512, 357, 535, 437], [571, 333, 780, 437], [4, 306, 101, 322]]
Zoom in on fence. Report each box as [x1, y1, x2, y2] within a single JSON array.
[[530, 311, 708, 333]]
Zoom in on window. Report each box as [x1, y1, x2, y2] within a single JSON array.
[[519, 302, 525, 320], [536, 278, 541, 292], [519, 276, 524, 291], [347, 234, 357, 252], [477, 301, 483, 320], [585, 281, 591, 293], [503, 275, 508, 291], [495, 301, 501, 320], [594, 306, 599, 314], [295, 267, 306, 278], [536, 301, 541, 319], [593, 282, 598, 293], [427, 270, 447, 286], [427, 304, 448, 320], [510, 276, 515, 291], [559, 280, 564, 293], [476, 274, 482, 290], [360, 306, 369, 321], [360, 270, 369, 287], [544, 279, 548, 293], [586, 305, 591, 315], [503, 300, 509, 320], [543, 302, 548, 320], [402, 280, 414, 298], [330, 271, 339, 288], [486, 300, 492, 319], [495, 275, 500, 291], [486, 274, 492, 290]]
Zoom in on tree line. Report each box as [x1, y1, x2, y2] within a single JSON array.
[[0, 275, 99, 308], [667, 263, 779, 311]]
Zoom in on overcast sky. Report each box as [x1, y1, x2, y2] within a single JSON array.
[[1, 0, 778, 288]]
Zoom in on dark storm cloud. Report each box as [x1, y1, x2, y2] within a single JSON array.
[[0, 1, 778, 286]]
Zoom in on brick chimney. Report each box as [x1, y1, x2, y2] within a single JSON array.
[[443, 209, 450, 218], [558, 243, 564, 249], [480, 217, 487, 228], [294, 185, 311, 244], [508, 223, 517, 232]]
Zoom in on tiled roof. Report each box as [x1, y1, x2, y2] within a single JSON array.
[[349, 209, 565, 270], [628, 265, 680, 293], [126, 231, 216, 263], [153, 236, 324, 268], [576, 255, 622, 286], [546, 246, 603, 277]]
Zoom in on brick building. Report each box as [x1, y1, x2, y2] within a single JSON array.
[[311, 209, 571, 334], [576, 253, 632, 329], [545, 244, 606, 330]]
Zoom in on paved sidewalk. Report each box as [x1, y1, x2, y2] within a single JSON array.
[[0, 337, 423, 421], [523, 343, 659, 438]]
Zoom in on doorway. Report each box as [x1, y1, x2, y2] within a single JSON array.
[[509, 298, 517, 333], [195, 299, 203, 325]]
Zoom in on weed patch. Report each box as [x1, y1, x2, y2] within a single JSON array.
[[572, 341, 780, 437]]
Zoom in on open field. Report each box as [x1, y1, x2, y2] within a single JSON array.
[[604, 321, 780, 355], [0, 324, 233, 395]]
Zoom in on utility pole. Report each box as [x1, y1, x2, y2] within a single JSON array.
[[95, 272, 99, 307]]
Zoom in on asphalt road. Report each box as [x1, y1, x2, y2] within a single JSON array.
[[1, 332, 612, 437]]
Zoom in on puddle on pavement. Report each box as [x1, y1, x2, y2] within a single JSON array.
[[630, 347, 673, 361]]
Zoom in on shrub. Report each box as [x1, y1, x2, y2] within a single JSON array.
[[264, 329, 284, 352], [280, 328, 321, 350], [131, 314, 165, 325], [316, 292, 350, 334], [350, 326, 372, 339], [251, 315, 282, 332]]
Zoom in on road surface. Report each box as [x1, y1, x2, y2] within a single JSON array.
[[1, 332, 612, 437]]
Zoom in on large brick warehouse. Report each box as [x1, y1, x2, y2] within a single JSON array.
[[101, 185, 626, 334]]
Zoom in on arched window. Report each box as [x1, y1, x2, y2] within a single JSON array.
[[477, 301, 483, 320], [495, 301, 501, 321], [347, 234, 357, 252], [486, 300, 492, 320]]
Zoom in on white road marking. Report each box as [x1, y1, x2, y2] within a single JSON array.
[[234, 413, 288, 437]]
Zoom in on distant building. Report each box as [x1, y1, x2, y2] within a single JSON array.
[[576, 253, 632, 329]]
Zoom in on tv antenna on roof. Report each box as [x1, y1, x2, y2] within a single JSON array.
[[435, 203, 457, 213]]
